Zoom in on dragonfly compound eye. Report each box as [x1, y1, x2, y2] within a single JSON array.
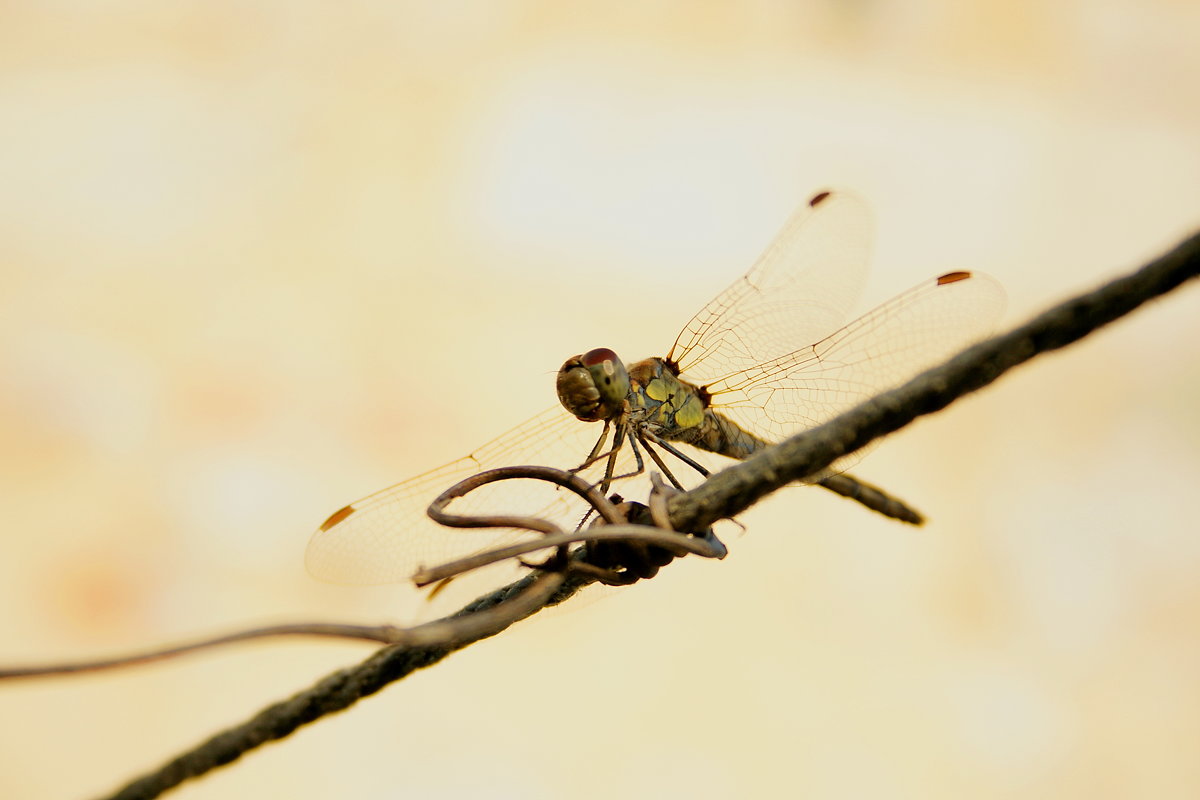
[[556, 349, 630, 421]]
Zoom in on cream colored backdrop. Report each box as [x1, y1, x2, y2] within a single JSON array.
[[1, 2, 1198, 798]]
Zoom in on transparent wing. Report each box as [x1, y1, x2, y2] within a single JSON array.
[[305, 405, 650, 620], [667, 189, 873, 379], [703, 270, 1006, 470]]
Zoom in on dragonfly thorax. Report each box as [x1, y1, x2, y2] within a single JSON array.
[[556, 347, 632, 422], [626, 357, 709, 434]]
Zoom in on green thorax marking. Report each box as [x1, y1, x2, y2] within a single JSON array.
[[627, 358, 707, 433]]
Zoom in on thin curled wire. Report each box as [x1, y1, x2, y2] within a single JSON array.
[[0, 466, 723, 680]]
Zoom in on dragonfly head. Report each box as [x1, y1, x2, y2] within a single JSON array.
[[556, 348, 630, 422]]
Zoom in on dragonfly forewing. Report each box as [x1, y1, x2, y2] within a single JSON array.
[[697, 269, 1005, 476], [669, 190, 873, 380]]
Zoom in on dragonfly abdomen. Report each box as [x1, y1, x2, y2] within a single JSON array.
[[684, 410, 771, 460], [676, 409, 925, 525]]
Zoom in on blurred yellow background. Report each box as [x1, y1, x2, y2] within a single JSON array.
[[2, 2, 1199, 798]]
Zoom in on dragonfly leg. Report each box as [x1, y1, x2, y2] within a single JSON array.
[[640, 430, 711, 480], [604, 424, 645, 484], [636, 433, 690, 492], [576, 419, 643, 491], [572, 420, 613, 472], [817, 473, 924, 525], [597, 419, 626, 494], [571, 420, 641, 531]]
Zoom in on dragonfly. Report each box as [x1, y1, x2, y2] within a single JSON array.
[[306, 189, 1005, 621]]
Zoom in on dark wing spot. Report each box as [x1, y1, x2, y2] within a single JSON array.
[[808, 190, 832, 207], [937, 271, 972, 285], [319, 504, 356, 532]]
